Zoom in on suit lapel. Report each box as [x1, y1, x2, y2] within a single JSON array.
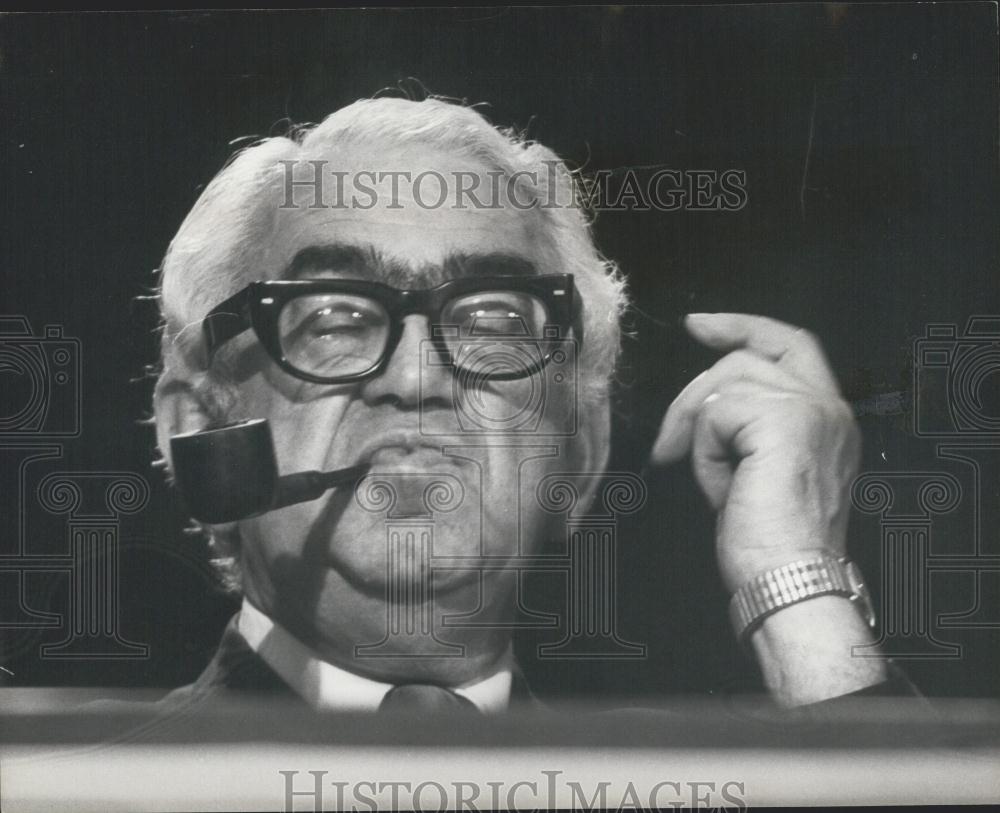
[[509, 659, 546, 710], [171, 614, 300, 701]]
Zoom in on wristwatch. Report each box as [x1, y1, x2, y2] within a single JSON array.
[[729, 554, 877, 645]]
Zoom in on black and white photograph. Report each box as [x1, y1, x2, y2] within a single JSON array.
[[0, 3, 998, 809]]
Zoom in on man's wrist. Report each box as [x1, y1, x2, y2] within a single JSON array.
[[727, 554, 887, 707], [729, 554, 876, 645], [748, 595, 888, 706]]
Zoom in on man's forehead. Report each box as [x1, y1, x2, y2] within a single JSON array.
[[284, 243, 539, 288], [254, 139, 551, 291]]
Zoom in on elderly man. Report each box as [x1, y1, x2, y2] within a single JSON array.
[[153, 96, 897, 713]]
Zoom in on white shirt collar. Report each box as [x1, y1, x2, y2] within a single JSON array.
[[237, 598, 511, 714]]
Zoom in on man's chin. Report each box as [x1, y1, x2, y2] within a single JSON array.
[[323, 507, 500, 596], [330, 556, 484, 598], [305, 573, 514, 686]]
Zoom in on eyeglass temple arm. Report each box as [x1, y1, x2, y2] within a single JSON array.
[[203, 288, 253, 360]]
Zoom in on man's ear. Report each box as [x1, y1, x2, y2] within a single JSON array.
[[153, 367, 215, 477], [154, 367, 246, 550]]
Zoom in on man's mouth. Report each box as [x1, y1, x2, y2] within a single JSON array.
[[351, 431, 458, 469]]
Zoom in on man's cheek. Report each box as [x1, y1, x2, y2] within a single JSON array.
[[269, 400, 354, 465], [448, 377, 541, 433], [241, 502, 327, 558], [255, 359, 360, 405]]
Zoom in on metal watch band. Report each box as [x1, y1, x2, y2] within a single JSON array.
[[729, 555, 876, 645]]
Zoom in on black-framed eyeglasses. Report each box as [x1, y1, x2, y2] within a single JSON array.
[[202, 274, 578, 384]]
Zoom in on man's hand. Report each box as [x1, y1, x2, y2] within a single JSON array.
[[650, 313, 885, 704], [651, 312, 861, 593]]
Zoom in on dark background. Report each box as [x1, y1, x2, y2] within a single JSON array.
[[0, 4, 997, 700]]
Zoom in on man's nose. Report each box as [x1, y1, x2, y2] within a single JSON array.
[[360, 314, 453, 408]]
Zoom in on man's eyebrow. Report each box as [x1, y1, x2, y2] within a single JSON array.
[[284, 244, 395, 280], [443, 252, 538, 279], [283, 244, 538, 286]]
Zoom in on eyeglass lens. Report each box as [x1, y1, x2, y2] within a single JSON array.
[[276, 289, 553, 379]]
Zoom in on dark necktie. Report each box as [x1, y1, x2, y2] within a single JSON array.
[[378, 683, 481, 713]]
